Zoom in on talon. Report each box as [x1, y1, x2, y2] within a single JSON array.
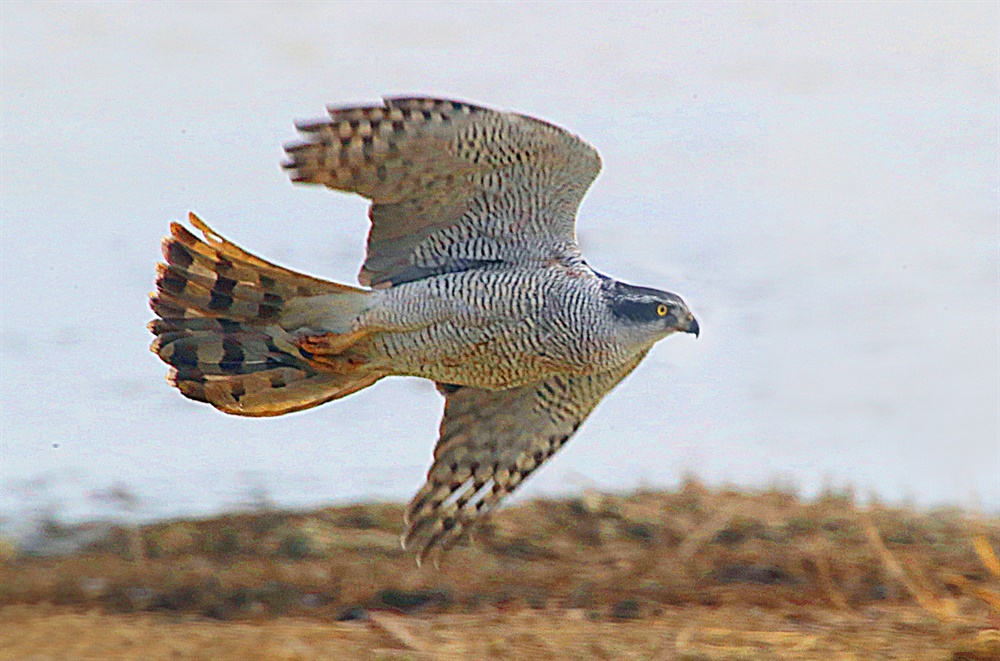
[[294, 329, 369, 355]]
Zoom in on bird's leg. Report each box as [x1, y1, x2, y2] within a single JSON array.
[[294, 330, 374, 374], [295, 329, 370, 356]]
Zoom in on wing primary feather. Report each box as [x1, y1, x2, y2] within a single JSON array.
[[401, 362, 644, 562], [283, 97, 601, 287]]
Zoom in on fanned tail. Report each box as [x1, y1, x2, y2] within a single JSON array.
[[149, 213, 383, 417]]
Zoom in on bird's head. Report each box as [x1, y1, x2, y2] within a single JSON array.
[[604, 279, 699, 344]]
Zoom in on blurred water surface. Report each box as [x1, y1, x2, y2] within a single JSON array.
[[1, 2, 997, 526]]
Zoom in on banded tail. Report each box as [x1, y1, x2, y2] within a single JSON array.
[[150, 213, 383, 416]]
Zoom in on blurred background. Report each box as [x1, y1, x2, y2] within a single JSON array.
[[1, 2, 996, 532]]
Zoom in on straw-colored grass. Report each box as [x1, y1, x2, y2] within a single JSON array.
[[2, 482, 998, 659]]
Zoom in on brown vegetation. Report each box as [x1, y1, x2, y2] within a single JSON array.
[[2, 482, 998, 659]]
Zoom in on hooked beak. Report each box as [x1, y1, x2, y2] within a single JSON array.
[[665, 312, 699, 337], [683, 315, 700, 338]]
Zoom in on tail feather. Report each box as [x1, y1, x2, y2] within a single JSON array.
[[150, 213, 383, 417], [157, 216, 360, 322]]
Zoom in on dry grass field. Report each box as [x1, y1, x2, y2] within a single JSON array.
[[2, 482, 998, 660]]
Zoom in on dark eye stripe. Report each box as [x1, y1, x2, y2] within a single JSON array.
[[609, 298, 663, 322], [601, 277, 684, 323]]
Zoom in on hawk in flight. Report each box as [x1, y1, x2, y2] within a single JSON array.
[[150, 98, 699, 564]]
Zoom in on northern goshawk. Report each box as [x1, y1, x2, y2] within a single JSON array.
[[150, 97, 699, 563]]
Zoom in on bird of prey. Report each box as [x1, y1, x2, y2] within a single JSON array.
[[150, 97, 699, 564]]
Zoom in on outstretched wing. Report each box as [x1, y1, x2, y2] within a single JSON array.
[[283, 97, 602, 287], [402, 354, 647, 565]]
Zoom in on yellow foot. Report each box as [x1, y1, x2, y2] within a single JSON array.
[[296, 329, 370, 356]]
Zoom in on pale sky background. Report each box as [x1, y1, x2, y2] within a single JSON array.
[[1, 2, 997, 527]]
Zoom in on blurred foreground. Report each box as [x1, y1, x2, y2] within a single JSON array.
[[2, 482, 998, 660]]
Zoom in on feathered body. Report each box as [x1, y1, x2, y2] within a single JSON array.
[[151, 98, 698, 563], [371, 266, 659, 387]]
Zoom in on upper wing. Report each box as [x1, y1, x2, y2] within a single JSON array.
[[283, 97, 602, 287], [402, 354, 647, 565]]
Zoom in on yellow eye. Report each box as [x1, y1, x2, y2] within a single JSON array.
[[657, 304, 669, 317]]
